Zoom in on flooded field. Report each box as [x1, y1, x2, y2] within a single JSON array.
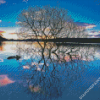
[[0, 41, 100, 100]]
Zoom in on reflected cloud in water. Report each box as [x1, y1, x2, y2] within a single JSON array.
[[0, 58, 3, 62], [0, 41, 100, 100], [0, 75, 15, 87], [16, 41, 98, 99]]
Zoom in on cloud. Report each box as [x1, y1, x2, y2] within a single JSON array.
[[88, 30, 100, 38], [94, 34, 100, 37], [9, 33, 16, 35], [85, 25, 96, 29], [89, 31, 100, 35], [0, 20, 2, 23], [75, 22, 96, 29], [16, 21, 22, 24], [23, 0, 28, 3], [0, 75, 15, 87], [0, 31, 5, 35], [0, 0, 6, 4], [0, 27, 19, 39]]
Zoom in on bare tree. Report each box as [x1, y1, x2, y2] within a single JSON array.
[[17, 6, 69, 38], [17, 5, 88, 47]]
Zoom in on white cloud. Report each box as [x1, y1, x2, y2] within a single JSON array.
[[0, 0, 6, 4], [23, 0, 28, 3], [86, 25, 96, 29], [16, 21, 22, 24], [88, 31, 100, 35], [0, 20, 2, 23]]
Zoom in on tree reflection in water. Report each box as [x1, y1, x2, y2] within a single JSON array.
[[17, 42, 96, 100]]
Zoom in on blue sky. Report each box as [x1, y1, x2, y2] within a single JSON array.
[[0, 0, 100, 38], [0, 0, 100, 26]]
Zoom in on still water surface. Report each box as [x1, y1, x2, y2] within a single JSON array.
[[0, 41, 100, 100]]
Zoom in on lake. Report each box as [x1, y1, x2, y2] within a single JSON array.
[[0, 41, 100, 100]]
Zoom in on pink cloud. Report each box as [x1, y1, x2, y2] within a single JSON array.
[[0, 75, 15, 87], [0, 0, 6, 4]]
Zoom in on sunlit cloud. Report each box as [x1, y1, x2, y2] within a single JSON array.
[[0, 27, 19, 39], [0, 0, 6, 4], [0, 20, 2, 23], [9, 33, 16, 35], [0, 30, 6, 35]]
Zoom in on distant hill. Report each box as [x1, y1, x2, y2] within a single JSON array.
[[46, 38, 100, 43], [0, 35, 7, 41], [0, 36, 100, 44]]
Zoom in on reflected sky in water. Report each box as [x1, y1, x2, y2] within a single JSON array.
[[0, 41, 100, 100]]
